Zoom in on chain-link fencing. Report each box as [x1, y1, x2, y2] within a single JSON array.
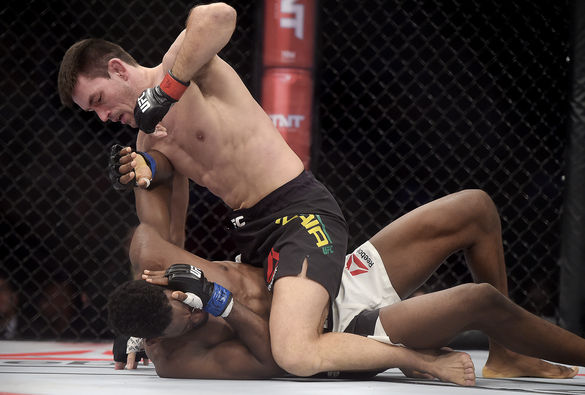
[[0, 0, 570, 340]]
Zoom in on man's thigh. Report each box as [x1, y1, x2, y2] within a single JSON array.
[[270, 270, 329, 355], [369, 190, 488, 298]]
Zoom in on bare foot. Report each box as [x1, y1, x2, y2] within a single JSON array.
[[418, 349, 476, 386], [400, 348, 450, 380], [399, 367, 435, 380], [484, 349, 579, 379]]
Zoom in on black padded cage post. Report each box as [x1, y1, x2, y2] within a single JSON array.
[[559, 0, 585, 337]]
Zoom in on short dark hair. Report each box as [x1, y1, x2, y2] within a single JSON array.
[[58, 38, 138, 107], [107, 280, 172, 339]]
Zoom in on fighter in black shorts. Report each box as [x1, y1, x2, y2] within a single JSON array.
[[108, 146, 585, 382], [226, 171, 347, 301]]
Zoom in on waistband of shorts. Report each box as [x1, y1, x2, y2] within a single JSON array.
[[230, 170, 318, 219]]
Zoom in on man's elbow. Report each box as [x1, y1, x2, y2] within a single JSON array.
[[213, 2, 237, 25], [155, 364, 172, 378], [189, 2, 237, 31], [129, 224, 167, 271]]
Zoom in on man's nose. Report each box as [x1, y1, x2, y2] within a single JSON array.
[[96, 109, 109, 122]]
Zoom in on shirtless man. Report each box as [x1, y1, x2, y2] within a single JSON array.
[[57, 2, 468, 377], [59, 3, 584, 378], [108, 147, 584, 382], [108, 155, 475, 384]]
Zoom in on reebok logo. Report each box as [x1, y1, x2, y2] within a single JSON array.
[[345, 254, 368, 276], [356, 248, 375, 268]]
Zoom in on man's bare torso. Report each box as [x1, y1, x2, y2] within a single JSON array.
[[211, 260, 272, 318], [137, 56, 304, 209], [144, 260, 272, 378]]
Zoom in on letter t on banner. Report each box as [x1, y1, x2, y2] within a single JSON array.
[[262, 0, 317, 170]]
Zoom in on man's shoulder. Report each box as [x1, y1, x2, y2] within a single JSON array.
[[147, 336, 205, 366]]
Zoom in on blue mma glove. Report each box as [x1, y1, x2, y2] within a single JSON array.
[[164, 264, 234, 318]]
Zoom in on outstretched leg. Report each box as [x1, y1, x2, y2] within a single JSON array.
[[369, 189, 579, 378], [378, 283, 584, 373], [269, 263, 475, 386]]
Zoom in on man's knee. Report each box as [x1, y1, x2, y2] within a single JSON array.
[[270, 338, 321, 377], [270, 317, 323, 377], [461, 283, 511, 325], [269, 277, 331, 376], [466, 282, 500, 301], [458, 189, 500, 231]]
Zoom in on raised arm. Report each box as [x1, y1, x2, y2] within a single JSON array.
[[108, 145, 189, 275], [168, 3, 237, 83], [134, 3, 237, 133]]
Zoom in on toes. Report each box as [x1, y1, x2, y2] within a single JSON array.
[[565, 366, 579, 378], [549, 364, 579, 379]]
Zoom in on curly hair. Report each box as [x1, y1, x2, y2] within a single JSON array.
[[107, 280, 172, 339], [58, 38, 138, 107]]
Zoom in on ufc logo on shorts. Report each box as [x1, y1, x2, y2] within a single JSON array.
[[231, 216, 246, 228], [137, 92, 151, 113], [280, 0, 304, 39]]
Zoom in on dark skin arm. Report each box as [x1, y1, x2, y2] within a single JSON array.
[[115, 146, 248, 290], [222, 300, 281, 376], [110, 147, 185, 369], [153, 290, 283, 379], [112, 146, 178, 370], [113, 146, 188, 275], [115, 146, 278, 376], [115, 145, 187, 248], [155, 338, 284, 379]]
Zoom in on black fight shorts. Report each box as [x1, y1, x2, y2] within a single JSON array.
[[227, 171, 348, 301]]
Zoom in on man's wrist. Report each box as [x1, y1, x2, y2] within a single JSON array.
[[168, 69, 190, 86], [204, 283, 233, 317], [159, 71, 189, 101], [136, 151, 157, 179], [221, 298, 234, 318]]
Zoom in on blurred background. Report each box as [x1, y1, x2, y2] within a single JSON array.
[[0, 0, 577, 341]]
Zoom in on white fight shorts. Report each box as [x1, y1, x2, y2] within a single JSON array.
[[331, 241, 402, 343]]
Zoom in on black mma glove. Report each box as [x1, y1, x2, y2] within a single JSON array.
[[108, 144, 132, 191], [165, 264, 234, 318], [112, 335, 147, 364], [108, 144, 157, 191], [134, 70, 189, 134]]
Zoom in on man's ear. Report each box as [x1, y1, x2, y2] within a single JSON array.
[[108, 58, 127, 80], [190, 309, 209, 326]]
